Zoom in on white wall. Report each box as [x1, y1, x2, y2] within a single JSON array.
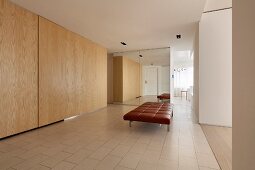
[[233, 0, 255, 169], [199, 9, 232, 127], [170, 48, 174, 99], [193, 24, 199, 122]]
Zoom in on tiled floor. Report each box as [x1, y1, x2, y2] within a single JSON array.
[[120, 95, 159, 106], [0, 98, 220, 170]]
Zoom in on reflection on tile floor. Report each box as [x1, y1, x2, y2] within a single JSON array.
[[115, 95, 159, 106], [0, 98, 220, 170]]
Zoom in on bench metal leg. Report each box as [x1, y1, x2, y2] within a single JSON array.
[[129, 121, 132, 127], [167, 125, 170, 132]]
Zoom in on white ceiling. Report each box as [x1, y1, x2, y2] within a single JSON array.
[[11, 0, 206, 53], [204, 0, 232, 12]]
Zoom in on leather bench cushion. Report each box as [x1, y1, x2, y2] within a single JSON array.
[[157, 93, 170, 99], [123, 111, 141, 121], [154, 114, 171, 124], [123, 102, 173, 125]]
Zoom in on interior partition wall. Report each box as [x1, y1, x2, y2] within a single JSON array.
[[39, 17, 107, 127], [0, 0, 107, 138], [0, 0, 39, 138], [199, 8, 232, 127], [113, 56, 141, 103]]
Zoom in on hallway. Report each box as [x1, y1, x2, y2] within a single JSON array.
[[0, 100, 220, 170]]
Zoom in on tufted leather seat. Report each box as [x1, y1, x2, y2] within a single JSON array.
[[123, 102, 173, 131]]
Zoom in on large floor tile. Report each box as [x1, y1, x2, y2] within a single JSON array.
[[0, 98, 220, 170]]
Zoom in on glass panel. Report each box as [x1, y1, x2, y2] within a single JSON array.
[[140, 48, 170, 104], [112, 48, 170, 106]]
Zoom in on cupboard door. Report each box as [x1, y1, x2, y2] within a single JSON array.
[[0, 0, 38, 138]]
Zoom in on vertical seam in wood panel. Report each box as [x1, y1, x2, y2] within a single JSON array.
[[121, 57, 124, 102], [37, 16, 40, 127]]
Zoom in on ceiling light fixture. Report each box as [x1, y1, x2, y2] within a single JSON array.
[[120, 42, 127, 46]]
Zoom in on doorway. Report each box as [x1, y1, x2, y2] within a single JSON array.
[[172, 50, 194, 102]]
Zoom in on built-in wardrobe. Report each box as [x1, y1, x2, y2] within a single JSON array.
[[0, 0, 107, 138]]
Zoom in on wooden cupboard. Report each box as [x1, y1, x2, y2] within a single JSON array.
[[0, 0, 39, 138], [0, 0, 107, 138], [39, 17, 107, 126]]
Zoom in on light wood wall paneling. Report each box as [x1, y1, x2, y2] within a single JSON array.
[[122, 57, 141, 102], [107, 54, 114, 103], [113, 56, 140, 102], [113, 56, 123, 102], [0, 0, 39, 138], [39, 17, 107, 126]]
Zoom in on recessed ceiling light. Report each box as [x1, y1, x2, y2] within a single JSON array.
[[176, 34, 181, 39], [120, 42, 127, 46]]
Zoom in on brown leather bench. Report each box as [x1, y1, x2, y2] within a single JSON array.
[[157, 93, 170, 102], [123, 102, 173, 131]]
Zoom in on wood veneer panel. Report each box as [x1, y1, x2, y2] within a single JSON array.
[[113, 56, 140, 102], [122, 57, 140, 102], [113, 57, 123, 102], [0, 0, 38, 138], [39, 17, 107, 126]]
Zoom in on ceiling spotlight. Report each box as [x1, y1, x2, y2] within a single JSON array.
[[120, 42, 127, 46], [139, 55, 143, 58], [176, 34, 181, 39]]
